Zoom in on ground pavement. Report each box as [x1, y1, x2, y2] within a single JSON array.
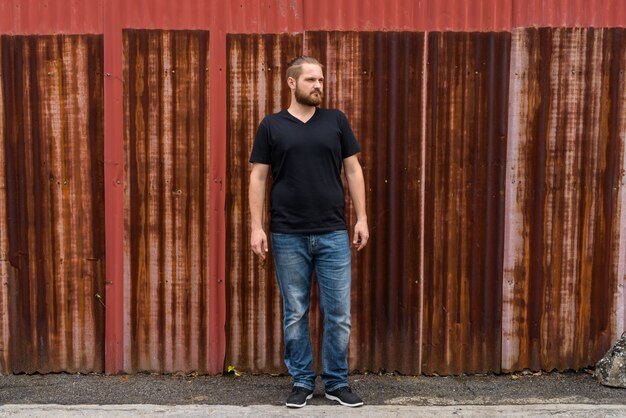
[[1, 371, 625, 416]]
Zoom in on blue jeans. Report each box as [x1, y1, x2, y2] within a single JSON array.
[[270, 230, 352, 392]]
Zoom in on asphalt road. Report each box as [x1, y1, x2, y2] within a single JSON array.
[[0, 370, 624, 406]]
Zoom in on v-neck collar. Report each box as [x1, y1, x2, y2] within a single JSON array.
[[285, 107, 318, 124]]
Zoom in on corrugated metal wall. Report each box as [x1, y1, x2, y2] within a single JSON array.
[[225, 29, 626, 375], [0, 35, 105, 373], [123, 30, 212, 373], [422, 32, 510, 375], [0, 0, 624, 375], [502, 28, 626, 372]]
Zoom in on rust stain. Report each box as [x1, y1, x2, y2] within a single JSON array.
[[0, 35, 105, 374], [123, 30, 211, 373], [421, 32, 510, 375], [502, 28, 626, 372]]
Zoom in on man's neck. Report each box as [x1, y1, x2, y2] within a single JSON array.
[[287, 102, 317, 123]]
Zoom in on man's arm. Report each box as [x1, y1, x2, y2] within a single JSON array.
[[249, 163, 270, 259], [343, 155, 369, 251]]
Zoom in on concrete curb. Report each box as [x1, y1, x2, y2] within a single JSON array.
[[2, 404, 626, 417]]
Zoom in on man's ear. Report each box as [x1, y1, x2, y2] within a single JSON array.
[[287, 76, 296, 89]]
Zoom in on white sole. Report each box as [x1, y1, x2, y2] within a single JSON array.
[[285, 393, 313, 408], [325, 393, 364, 407]]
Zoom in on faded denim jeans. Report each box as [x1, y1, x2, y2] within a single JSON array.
[[270, 230, 352, 392]]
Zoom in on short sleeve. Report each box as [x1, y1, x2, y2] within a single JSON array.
[[249, 120, 271, 164], [338, 111, 361, 159]]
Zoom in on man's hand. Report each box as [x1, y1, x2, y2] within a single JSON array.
[[249, 163, 270, 260], [251, 228, 269, 260], [353, 219, 369, 251]]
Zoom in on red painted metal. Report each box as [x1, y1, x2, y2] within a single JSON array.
[[207, 25, 227, 378], [303, 0, 626, 31], [0, 39, 8, 373], [103, 1, 124, 374], [0, 0, 103, 34], [1, 0, 624, 36], [303, 0, 514, 31], [512, 0, 626, 29]]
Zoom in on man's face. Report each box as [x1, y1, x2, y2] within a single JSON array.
[[293, 63, 324, 106]]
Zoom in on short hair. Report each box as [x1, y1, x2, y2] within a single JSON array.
[[286, 56, 323, 81]]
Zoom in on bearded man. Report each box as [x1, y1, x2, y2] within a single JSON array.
[[248, 56, 369, 408]]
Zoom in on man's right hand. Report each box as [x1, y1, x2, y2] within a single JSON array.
[[251, 228, 269, 260]]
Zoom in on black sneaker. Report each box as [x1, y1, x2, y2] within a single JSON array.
[[325, 386, 364, 407], [285, 386, 313, 408]]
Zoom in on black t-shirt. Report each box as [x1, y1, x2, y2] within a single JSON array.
[[249, 108, 361, 234]]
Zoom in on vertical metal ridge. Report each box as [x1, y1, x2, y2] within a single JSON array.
[[615, 28, 626, 338], [0, 34, 105, 374], [123, 29, 210, 373], [0, 38, 10, 374], [418, 30, 429, 376]]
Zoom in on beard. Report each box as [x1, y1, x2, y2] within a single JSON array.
[[294, 84, 323, 106]]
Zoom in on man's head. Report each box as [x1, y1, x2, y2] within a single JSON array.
[[286, 56, 324, 107]]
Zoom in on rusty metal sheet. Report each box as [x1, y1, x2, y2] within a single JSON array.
[[226, 33, 303, 373], [123, 30, 212, 373], [502, 28, 626, 372], [421, 32, 510, 375], [306, 31, 425, 375], [0, 35, 105, 374]]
